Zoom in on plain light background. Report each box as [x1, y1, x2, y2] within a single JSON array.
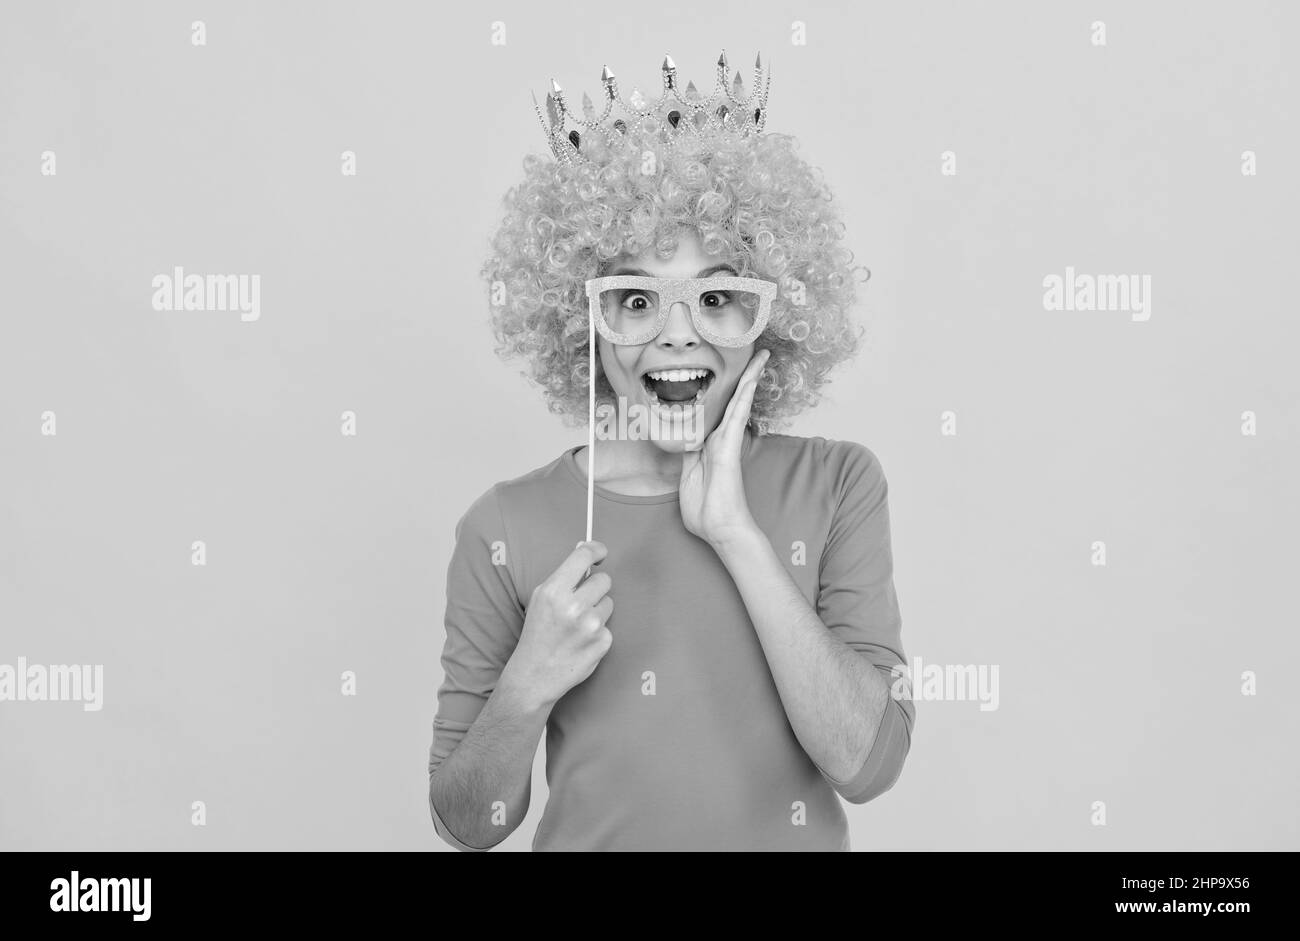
[[1, 0, 1296, 850]]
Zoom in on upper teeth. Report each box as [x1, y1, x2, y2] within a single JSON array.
[[647, 368, 709, 382]]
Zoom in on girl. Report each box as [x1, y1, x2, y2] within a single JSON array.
[[428, 51, 914, 851]]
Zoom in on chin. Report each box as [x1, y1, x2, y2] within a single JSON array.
[[648, 434, 700, 455], [655, 405, 717, 452]]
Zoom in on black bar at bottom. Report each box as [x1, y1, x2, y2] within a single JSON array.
[[0, 850, 1286, 928]]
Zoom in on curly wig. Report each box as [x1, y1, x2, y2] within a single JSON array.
[[480, 119, 869, 433]]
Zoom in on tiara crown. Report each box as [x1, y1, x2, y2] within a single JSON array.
[[532, 50, 772, 167]]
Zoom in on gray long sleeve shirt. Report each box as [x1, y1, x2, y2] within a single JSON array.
[[428, 431, 915, 850]]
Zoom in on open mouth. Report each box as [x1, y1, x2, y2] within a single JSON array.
[[641, 367, 715, 410]]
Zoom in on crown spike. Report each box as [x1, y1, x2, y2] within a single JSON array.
[[717, 49, 727, 71], [755, 52, 762, 70], [662, 54, 677, 90]]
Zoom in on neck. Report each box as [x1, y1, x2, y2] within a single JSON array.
[[588, 438, 683, 494]]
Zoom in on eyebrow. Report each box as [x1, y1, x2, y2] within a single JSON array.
[[608, 264, 738, 278]]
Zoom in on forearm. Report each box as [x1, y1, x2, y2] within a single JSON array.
[[712, 526, 893, 783], [429, 672, 552, 850]]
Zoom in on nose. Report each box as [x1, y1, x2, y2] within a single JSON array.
[[655, 301, 700, 350]]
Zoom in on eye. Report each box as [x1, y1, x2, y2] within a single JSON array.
[[619, 291, 655, 314], [700, 291, 732, 308]]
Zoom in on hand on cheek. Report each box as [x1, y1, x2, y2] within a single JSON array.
[[678, 348, 771, 547]]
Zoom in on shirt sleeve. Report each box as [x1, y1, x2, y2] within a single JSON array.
[[813, 440, 915, 804], [428, 484, 526, 851]]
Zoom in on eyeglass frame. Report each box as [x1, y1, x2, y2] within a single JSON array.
[[584, 275, 777, 348]]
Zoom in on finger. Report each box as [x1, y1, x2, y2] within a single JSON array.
[[573, 570, 612, 607], [740, 347, 771, 386], [716, 370, 746, 432], [591, 595, 614, 623], [717, 368, 764, 452], [717, 349, 769, 435], [718, 377, 759, 452], [552, 540, 608, 589]]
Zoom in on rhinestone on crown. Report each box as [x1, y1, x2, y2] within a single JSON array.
[[531, 50, 772, 166]]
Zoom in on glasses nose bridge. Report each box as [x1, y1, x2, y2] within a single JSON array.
[[656, 288, 699, 345]]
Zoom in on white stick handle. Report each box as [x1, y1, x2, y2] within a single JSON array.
[[586, 312, 595, 544]]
